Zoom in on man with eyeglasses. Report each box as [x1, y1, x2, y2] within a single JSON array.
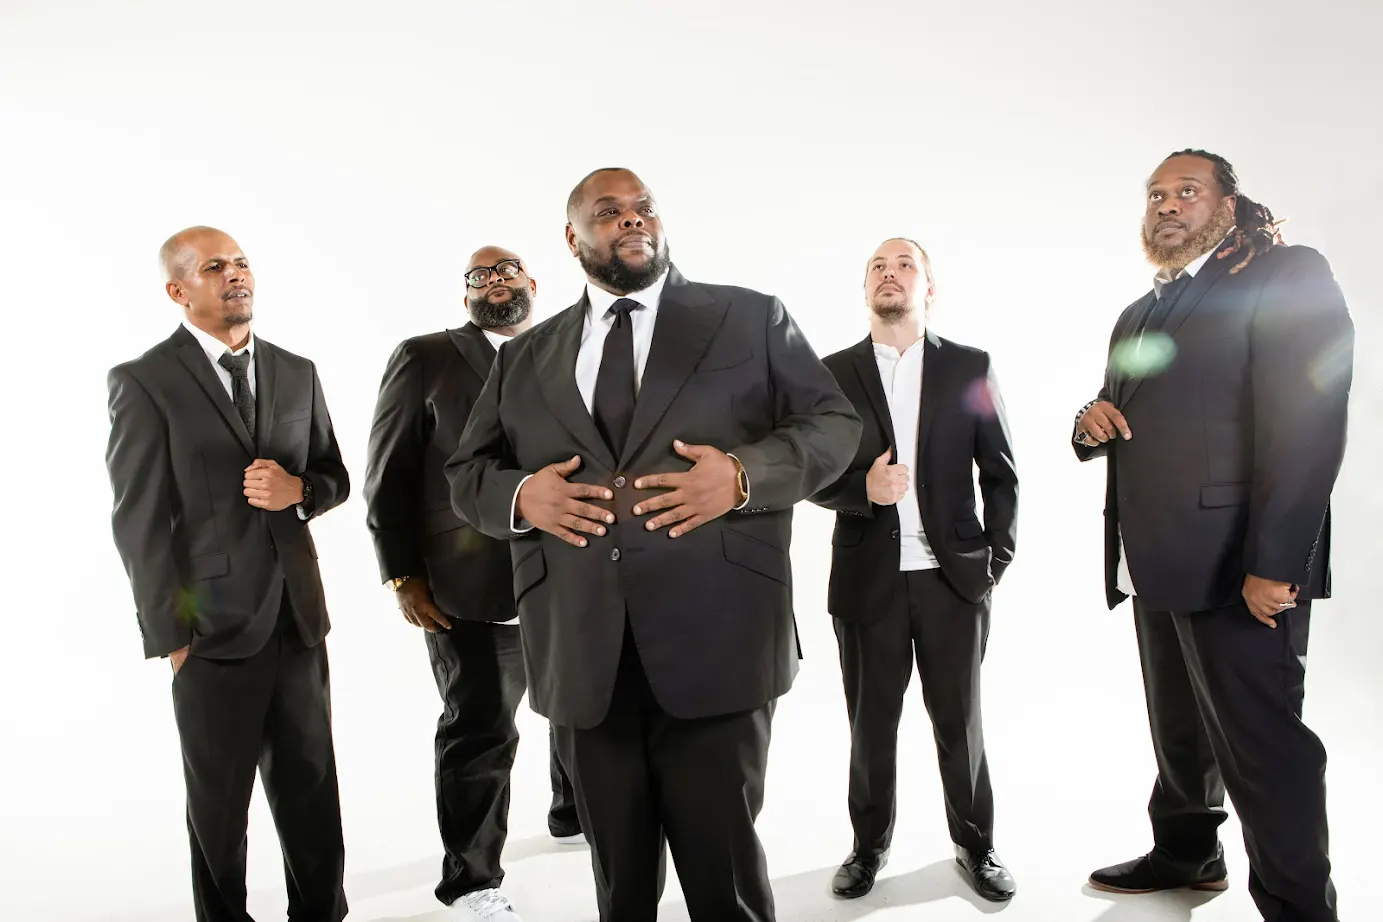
[[365, 246, 580, 922]]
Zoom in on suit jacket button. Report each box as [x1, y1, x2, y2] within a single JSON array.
[[891, 529, 900, 540], [610, 548, 621, 562], [614, 475, 627, 488]]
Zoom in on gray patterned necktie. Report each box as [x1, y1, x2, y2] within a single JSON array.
[[217, 351, 256, 440]]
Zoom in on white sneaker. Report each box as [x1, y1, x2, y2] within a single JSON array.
[[553, 831, 587, 846], [449, 888, 521, 921]]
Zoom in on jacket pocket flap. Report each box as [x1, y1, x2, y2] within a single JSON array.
[[1200, 482, 1250, 508], [722, 528, 787, 584], [188, 552, 229, 581], [954, 518, 985, 540], [512, 543, 546, 601]]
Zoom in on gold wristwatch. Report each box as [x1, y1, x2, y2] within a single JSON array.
[[729, 454, 749, 507], [387, 576, 412, 591]]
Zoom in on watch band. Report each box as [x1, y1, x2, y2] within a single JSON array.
[[387, 576, 412, 591]]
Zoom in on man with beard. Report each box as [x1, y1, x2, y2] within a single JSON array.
[[364, 245, 581, 922], [105, 226, 350, 922], [1075, 150, 1353, 922], [809, 238, 1018, 903], [446, 168, 862, 921]]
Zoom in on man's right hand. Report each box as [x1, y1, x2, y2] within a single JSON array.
[[396, 577, 452, 633], [865, 449, 910, 505], [516, 456, 616, 547], [170, 645, 190, 675], [1077, 400, 1132, 445]]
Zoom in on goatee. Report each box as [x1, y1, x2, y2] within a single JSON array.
[[222, 307, 252, 326], [578, 239, 671, 295], [1142, 199, 1236, 271], [468, 286, 532, 329]]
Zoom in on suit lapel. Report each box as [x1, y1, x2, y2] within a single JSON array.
[[1110, 293, 1155, 406], [535, 300, 617, 470], [915, 330, 942, 458], [1120, 239, 1235, 407], [172, 327, 255, 455], [620, 269, 724, 466], [448, 323, 497, 384], [849, 336, 897, 450], [253, 340, 278, 454]]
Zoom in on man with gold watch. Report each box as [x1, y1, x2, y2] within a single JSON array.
[[364, 245, 580, 922]]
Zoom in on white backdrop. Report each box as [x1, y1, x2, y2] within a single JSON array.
[[2, 2, 1379, 920]]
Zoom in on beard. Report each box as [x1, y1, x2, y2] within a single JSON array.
[[868, 288, 915, 324], [577, 237, 672, 295], [467, 285, 532, 329], [221, 305, 252, 326], [1142, 199, 1236, 271]]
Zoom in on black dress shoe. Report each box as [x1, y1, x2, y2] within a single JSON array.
[[955, 845, 1016, 902], [1088, 853, 1229, 894], [832, 849, 888, 899]]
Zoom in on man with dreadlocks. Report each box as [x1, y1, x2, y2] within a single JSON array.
[[1072, 150, 1353, 921]]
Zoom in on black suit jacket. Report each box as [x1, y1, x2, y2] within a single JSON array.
[[811, 332, 1018, 618], [446, 267, 863, 728], [1075, 242, 1354, 611], [106, 326, 349, 659], [363, 323, 514, 621]]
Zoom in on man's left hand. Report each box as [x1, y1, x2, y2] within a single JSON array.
[[244, 459, 304, 512], [1242, 574, 1298, 628], [633, 440, 740, 538]]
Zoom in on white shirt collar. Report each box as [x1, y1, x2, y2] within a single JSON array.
[[481, 328, 511, 352], [1153, 227, 1235, 293], [182, 318, 253, 364], [872, 338, 925, 362], [584, 270, 669, 324]]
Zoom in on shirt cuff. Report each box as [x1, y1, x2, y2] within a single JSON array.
[[511, 474, 536, 533], [727, 453, 750, 511], [295, 505, 309, 521]]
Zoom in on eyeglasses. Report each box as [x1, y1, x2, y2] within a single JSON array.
[[465, 259, 524, 289]]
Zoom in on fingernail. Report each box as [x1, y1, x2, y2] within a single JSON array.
[[605, 514, 615, 523], [633, 505, 642, 515], [674, 440, 683, 447], [597, 527, 605, 536], [634, 480, 643, 489], [578, 539, 587, 547], [646, 522, 655, 531], [604, 490, 613, 499], [670, 530, 679, 538]]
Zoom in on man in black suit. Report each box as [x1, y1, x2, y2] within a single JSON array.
[[446, 168, 862, 922], [105, 226, 350, 922], [809, 238, 1018, 903], [1075, 150, 1353, 922], [364, 245, 580, 922]]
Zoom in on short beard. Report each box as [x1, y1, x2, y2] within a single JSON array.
[[467, 285, 532, 329], [221, 306, 252, 326], [869, 302, 911, 324], [577, 239, 671, 295], [1142, 199, 1236, 271]]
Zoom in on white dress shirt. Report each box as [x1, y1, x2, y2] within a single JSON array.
[[181, 319, 308, 520], [1115, 243, 1220, 596], [509, 273, 668, 532], [873, 340, 940, 571], [481, 328, 511, 354], [182, 318, 255, 398]]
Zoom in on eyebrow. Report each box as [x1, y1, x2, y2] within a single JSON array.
[[1147, 176, 1208, 189]]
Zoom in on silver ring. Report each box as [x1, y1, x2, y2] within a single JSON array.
[[1277, 602, 1292, 608]]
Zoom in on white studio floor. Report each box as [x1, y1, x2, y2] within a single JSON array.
[[15, 512, 1379, 922]]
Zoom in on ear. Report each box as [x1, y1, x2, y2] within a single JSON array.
[[565, 223, 579, 256], [165, 280, 188, 307], [529, 277, 538, 297]]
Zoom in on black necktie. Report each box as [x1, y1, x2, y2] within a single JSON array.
[[1139, 271, 1194, 337], [217, 351, 256, 440], [592, 298, 639, 458]]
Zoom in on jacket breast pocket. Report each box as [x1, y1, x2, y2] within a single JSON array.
[[695, 344, 753, 373], [276, 407, 311, 425]]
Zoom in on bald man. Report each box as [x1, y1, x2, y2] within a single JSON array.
[[364, 247, 579, 922], [105, 228, 350, 921]]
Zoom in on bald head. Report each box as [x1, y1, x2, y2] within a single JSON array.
[[464, 245, 535, 333], [566, 167, 638, 223], [159, 226, 238, 282]]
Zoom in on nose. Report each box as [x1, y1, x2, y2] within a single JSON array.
[[228, 265, 247, 285], [1158, 199, 1181, 217], [619, 211, 645, 229]]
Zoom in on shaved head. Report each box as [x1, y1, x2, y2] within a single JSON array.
[[159, 226, 232, 282], [566, 167, 634, 222]]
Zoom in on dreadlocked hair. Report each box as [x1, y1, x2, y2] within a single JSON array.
[[1166, 149, 1286, 273]]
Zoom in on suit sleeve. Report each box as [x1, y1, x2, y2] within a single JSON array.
[[446, 342, 531, 540], [730, 298, 864, 512], [806, 361, 874, 518], [363, 342, 427, 582], [975, 354, 1018, 582], [1245, 247, 1354, 584], [300, 361, 350, 517], [106, 367, 191, 658]]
